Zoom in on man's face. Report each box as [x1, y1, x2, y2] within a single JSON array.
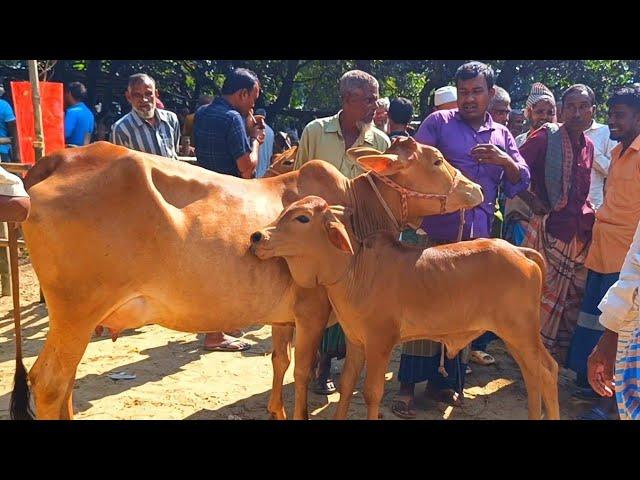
[[508, 111, 525, 136], [456, 76, 492, 123], [562, 90, 595, 133], [126, 80, 157, 120], [344, 85, 379, 124], [237, 84, 260, 117], [527, 99, 556, 131], [489, 100, 511, 126], [608, 103, 640, 143]]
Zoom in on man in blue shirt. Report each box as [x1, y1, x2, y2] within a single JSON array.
[[64, 82, 95, 147], [194, 68, 264, 179], [194, 68, 265, 352], [0, 85, 19, 162]]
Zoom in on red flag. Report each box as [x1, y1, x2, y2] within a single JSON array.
[[11, 81, 65, 164]]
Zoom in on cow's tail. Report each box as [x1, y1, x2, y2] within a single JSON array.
[[9, 225, 34, 420], [22, 153, 63, 191], [519, 247, 547, 283]]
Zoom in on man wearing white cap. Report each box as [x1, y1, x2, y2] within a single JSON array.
[[434, 85, 457, 110]]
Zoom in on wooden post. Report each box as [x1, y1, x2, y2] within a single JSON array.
[[0, 222, 9, 296], [28, 60, 45, 161]]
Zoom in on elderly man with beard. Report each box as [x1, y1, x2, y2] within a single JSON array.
[[112, 74, 181, 159], [294, 69, 390, 395], [515, 83, 557, 147], [391, 61, 530, 418], [503, 83, 558, 247]]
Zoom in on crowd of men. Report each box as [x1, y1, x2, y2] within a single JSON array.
[[0, 61, 639, 420]]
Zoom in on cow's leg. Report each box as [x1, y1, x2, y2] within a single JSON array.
[[292, 320, 326, 420], [59, 376, 78, 419], [538, 341, 560, 419], [501, 338, 543, 420], [29, 326, 92, 419], [333, 339, 365, 420], [267, 324, 294, 420], [362, 338, 394, 420], [292, 287, 331, 420]]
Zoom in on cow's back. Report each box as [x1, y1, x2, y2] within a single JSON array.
[[23, 142, 298, 331]]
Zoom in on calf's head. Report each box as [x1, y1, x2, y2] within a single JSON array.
[[348, 136, 483, 225], [250, 196, 353, 288]]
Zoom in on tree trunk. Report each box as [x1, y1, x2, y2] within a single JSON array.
[[86, 60, 101, 109]]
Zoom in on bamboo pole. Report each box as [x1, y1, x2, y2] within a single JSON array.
[[27, 60, 45, 161]]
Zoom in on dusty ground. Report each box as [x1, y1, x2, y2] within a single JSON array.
[[0, 260, 588, 420]]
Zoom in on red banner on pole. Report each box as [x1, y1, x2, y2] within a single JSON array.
[[10, 81, 65, 164]]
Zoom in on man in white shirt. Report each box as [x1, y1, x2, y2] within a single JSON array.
[[584, 119, 617, 209]]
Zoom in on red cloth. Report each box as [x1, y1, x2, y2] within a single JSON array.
[[11, 81, 64, 164]]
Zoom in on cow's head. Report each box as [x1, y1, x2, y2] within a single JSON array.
[[347, 136, 483, 226], [250, 196, 352, 289], [263, 146, 298, 178]]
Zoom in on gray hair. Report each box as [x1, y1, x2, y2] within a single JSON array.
[[128, 73, 156, 90], [339, 70, 379, 99], [491, 86, 511, 104]]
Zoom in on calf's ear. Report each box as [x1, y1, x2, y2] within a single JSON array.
[[325, 220, 354, 255]]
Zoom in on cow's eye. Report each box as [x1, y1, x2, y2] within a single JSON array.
[[296, 215, 310, 223], [434, 159, 443, 166]]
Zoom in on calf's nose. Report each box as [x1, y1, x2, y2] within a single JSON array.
[[250, 231, 263, 244]]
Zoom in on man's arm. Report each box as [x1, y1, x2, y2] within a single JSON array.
[[0, 166, 29, 222], [228, 113, 260, 179]]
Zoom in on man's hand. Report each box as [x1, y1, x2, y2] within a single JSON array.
[[587, 328, 618, 397], [470, 144, 511, 166], [250, 126, 265, 145]]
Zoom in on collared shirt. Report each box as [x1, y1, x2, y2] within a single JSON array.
[[519, 127, 595, 244], [64, 102, 95, 146], [584, 120, 617, 209], [256, 123, 275, 178], [416, 109, 530, 241], [586, 133, 640, 274], [294, 111, 391, 179], [112, 108, 180, 159], [0, 99, 16, 155], [193, 97, 251, 176]]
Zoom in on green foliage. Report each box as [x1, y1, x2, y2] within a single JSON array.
[[2, 59, 640, 128]]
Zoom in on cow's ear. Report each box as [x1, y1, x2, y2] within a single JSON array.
[[357, 154, 407, 176], [347, 146, 383, 162], [325, 220, 353, 255]]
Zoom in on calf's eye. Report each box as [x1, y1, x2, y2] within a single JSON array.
[[296, 215, 310, 223]]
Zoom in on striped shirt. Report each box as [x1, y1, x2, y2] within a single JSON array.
[[112, 108, 180, 159]]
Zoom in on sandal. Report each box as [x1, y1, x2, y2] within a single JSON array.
[[470, 350, 496, 366], [204, 338, 251, 352], [313, 378, 337, 395], [391, 396, 417, 419]]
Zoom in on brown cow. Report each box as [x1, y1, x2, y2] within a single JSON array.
[[263, 146, 298, 178], [250, 196, 560, 420], [11, 137, 483, 420]]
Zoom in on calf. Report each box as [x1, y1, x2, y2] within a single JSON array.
[[250, 196, 559, 420]]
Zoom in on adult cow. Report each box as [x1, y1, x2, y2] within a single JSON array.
[[11, 137, 483, 420]]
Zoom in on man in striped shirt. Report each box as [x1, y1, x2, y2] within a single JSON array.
[[112, 74, 180, 159]]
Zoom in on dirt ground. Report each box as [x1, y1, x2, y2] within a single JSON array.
[[0, 260, 589, 420]]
